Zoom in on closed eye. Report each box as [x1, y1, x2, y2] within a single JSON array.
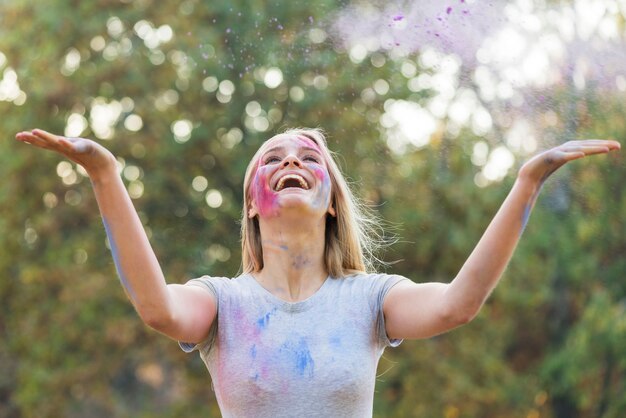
[[264, 156, 281, 164], [303, 155, 320, 163]]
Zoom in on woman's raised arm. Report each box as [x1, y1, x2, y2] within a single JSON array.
[[383, 139, 620, 340], [15, 129, 216, 344]]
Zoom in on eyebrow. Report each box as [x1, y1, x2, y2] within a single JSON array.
[[262, 146, 322, 155]]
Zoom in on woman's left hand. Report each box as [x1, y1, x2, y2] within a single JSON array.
[[518, 139, 620, 185]]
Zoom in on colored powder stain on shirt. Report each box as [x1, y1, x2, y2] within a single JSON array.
[[296, 351, 314, 376], [329, 333, 342, 348], [233, 306, 263, 340], [179, 273, 408, 416], [257, 308, 277, 329], [102, 217, 136, 302], [393, 15, 404, 21], [280, 337, 315, 377]]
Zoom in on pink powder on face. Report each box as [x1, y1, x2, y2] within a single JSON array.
[[251, 162, 280, 218], [295, 135, 323, 154], [249, 135, 331, 218]]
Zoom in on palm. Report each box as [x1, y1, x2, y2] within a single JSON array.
[[15, 129, 115, 174], [519, 139, 620, 184]]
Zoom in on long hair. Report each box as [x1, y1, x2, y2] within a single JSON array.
[[240, 128, 384, 278]]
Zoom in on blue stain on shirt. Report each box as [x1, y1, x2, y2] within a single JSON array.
[[257, 307, 277, 329], [329, 334, 342, 348], [102, 217, 137, 302], [294, 338, 314, 377], [281, 337, 315, 377]]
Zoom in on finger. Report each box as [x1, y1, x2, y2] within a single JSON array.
[[57, 136, 76, 151], [562, 145, 610, 156], [605, 140, 621, 150], [561, 151, 586, 162], [15, 132, 31, 143], [15, 132, 53, 149], [61, 137, 92, 154], [586, 139, 620, 150], [565, 139, 621, 150], [32, 129, 64, 146]]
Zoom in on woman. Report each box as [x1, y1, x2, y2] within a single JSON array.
[[14, 128, 619, 417]]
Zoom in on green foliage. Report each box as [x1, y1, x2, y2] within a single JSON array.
[[1, 0, 625, 417]]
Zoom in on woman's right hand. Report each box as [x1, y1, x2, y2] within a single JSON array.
[[15, 129, 117, 176]]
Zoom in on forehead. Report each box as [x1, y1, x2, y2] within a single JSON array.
[[259, 134, 323, 154]]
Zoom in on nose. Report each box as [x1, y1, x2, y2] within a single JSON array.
[[282, 154, 301, 168]]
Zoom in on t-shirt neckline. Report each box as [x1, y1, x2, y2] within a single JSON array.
[[244, 273, 333, 313]]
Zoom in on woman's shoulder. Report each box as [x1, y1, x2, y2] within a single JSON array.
[[332, 272, 408, 292], [340, 271, 407, 282], [183, 273, 253, 294]]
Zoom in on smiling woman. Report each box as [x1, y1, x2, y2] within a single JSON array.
[[241, 129, 367, 277], [13, 125, 619, 417]]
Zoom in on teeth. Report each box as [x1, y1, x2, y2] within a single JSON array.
[[275, 174, 309, 191]]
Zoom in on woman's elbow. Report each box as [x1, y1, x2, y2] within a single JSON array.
[[442, 303, 481, 328], [454, 309, 479, 326], [139, 308, 173, 332]]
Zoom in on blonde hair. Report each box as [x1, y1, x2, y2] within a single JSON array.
[[240, 128, 383, 278]]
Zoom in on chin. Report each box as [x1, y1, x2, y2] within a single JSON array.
[[275, 197, 326, 218]]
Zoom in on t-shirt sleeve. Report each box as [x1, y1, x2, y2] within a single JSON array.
[[177, 275, 229, 354], [372, 274, 409, 348]]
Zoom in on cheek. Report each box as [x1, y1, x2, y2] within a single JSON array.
[[251, 166, 279, 216], [311, 166, 332, 207]]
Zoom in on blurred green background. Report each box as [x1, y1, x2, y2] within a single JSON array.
[[1, 0, 625, 417]]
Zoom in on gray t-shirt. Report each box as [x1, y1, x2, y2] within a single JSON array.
[[179, 273, 407, 418]]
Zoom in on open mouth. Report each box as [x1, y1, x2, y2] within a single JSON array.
[[275, 174, 310, 191]]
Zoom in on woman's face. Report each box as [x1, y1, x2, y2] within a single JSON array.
[[248, 134, 335, 220]]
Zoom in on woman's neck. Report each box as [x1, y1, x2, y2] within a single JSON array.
[[255, 216, 328, 302]]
